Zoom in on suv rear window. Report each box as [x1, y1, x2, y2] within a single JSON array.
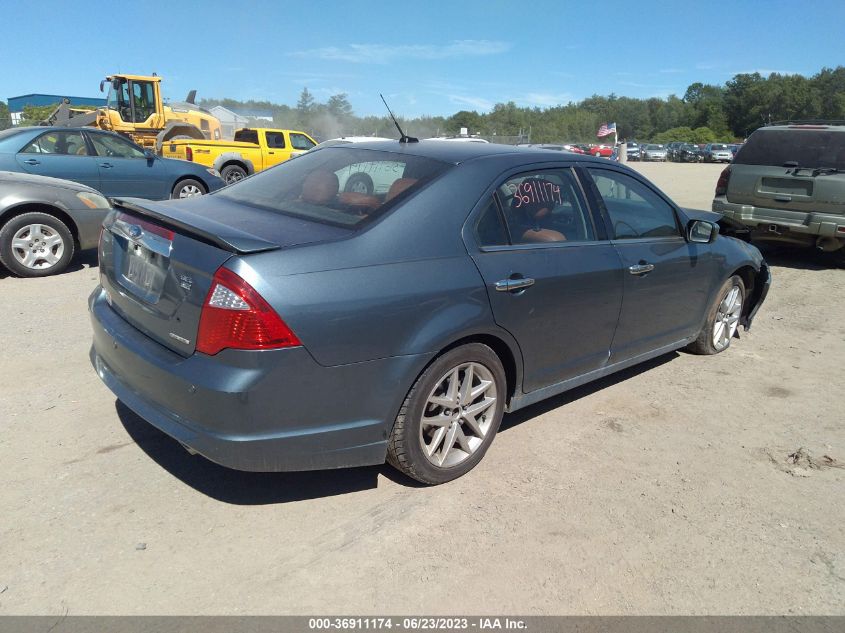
[[735, 129, 845, 170], [216, 147, 450, 228]]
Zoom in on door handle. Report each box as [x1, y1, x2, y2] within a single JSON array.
[[100, 163, 113, 169], [628, 263, 655, 276], [495, 277, 535, 292], [268, 151, 275, 155], [23, 159, 40, 165]]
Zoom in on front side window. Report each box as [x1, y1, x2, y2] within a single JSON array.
[[498, 168, 596, 244], [89, 133, 146, 159], [22, 131, 89, 156], [217, 147, 449, 228], [290, 133, 316, 150], [586, 168, 680, 240]]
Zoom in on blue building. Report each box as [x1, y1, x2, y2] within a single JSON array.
[[7, 93, 107, 125]]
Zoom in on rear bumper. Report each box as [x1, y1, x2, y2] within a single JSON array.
[[89, 288, 430, 472], [713, 196, 845, 239]]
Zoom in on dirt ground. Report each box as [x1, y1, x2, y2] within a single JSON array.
[[1, 161, 843, 615]]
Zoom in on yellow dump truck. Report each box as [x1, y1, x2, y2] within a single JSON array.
[[45, 74, 223, 153], [161, 128, 317, 184]]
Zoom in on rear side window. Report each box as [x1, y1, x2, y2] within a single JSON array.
[[265, 132, 286, 148], [475, 198, 509, 247], [498, 169, 596, 244], [22, 131, 89, 156], [736, 129, 845, 170]]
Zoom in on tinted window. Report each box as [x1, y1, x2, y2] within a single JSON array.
[[499, 169, 595, 244], [290, 133, 316, 150], [475, 198, 508, 247], [217, 147, 449, 228], [265, 131, 286, 148], [735, 129, 845, 170], [587, 168, 680, 239], [22, 131, 89, 156], [89, 133, 145, 158], [234, 129, 259, 144]]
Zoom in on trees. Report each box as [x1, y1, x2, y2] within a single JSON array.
[[0, 101, 10, 130], [197, 65, 843, 144]]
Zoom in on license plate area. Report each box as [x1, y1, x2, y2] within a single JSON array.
[[121, 241, 167, 303]]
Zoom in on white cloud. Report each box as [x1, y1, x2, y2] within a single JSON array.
[[659, 68, 685, 74], [520, 92, 573, 107], [448, 94, 495, 111], [289, 40, 511, 64]]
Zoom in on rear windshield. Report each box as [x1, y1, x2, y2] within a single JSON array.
[[711, 144, 728, 150], [736, 129, 845, 170], [216, 147, 450, 228], [0, 128, 32, 152], [234, 129, 259, 144]]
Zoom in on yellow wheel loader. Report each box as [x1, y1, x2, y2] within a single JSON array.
[[43, 74, 222, 153]]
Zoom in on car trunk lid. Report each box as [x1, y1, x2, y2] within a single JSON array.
[[99, 196, 350, 356]]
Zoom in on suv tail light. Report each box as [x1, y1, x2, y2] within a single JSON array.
[[715, 166, 731, 196], [185, 147, 193, 162], [196, 267, 300, 355]]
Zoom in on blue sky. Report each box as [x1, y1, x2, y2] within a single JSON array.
[[2, 0, 844, 117]]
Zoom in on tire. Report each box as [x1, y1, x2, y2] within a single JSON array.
[[387, 343, 506, 485], [343, 173, 374, 195], [0, 212, 75, 278], [171, 178, 207, 199], [220, 164, 247, 185], [687, 275, 745, 355]]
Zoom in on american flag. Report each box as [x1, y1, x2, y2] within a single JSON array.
[[597, 122, 617, 137]]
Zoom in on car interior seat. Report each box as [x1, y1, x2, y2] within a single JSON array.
[[509, 178, 567, 243], [301, 170, 339, 205], [385, 178, 417, 202]]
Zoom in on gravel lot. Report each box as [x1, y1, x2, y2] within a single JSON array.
[[1, 161, 843, 615]]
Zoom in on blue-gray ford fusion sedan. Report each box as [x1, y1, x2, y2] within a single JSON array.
[[89, 141, 770, 484]]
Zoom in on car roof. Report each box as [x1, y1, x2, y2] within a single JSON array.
[[312, 139, 614, 165]]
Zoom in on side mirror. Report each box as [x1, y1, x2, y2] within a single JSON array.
[[99, 80, 105, 93], [687, 219, 718, 243], [144, 149, 155, 160]]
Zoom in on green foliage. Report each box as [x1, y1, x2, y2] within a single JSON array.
[[199, 66, 845, 143], [21, 104, 59, 126], [0, 101, 10, 130]]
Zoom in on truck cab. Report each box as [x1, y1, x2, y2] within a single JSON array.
[[162, 128, 317, 184]]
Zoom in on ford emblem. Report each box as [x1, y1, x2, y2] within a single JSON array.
[[128, 225, 142, 239]]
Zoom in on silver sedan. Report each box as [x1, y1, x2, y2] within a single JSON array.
[[641, 144, 668, 161], [0, 171, 111, 277]]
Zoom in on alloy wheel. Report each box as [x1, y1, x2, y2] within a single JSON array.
[[179, 184, 203, 198], [419, 362, 497, 468], [713, 284, 742, 350]]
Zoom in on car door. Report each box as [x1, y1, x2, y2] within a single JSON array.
[[263, 130, 289, 167], [580, 165, 715, 362], [87, 131, 170, 199], [15, 130, 101, 191], [466, 166, 624, 393]]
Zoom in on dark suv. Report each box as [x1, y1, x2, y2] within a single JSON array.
[[712, 123, 845, 261]]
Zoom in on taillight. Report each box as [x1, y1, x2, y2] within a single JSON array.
[[715, 166, 731, 196], [195, 267, 300, 355], [185, 147, 193, 162]]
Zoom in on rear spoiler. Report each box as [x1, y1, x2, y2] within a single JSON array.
[[113, 198, 281, 254]]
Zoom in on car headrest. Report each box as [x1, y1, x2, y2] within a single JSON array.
[[510, 178, 560, 219], [386, 178, 417, 202], [301, 170, 339, 204]]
